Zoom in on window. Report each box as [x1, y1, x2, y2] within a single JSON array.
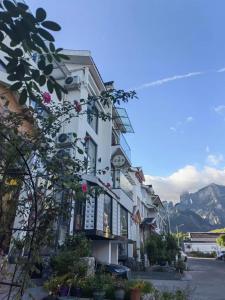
[[103, 194, 112, 236], [74, 199, 85, 231], [87, 101, 98, 133], [85, 135, 97, 175], [120, 206, 128, 237]]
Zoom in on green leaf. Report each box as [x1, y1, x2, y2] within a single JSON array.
[[17, 2, 29, 11], [54, 84, 62, 101], [47, 79, 53, 93], [41, 20, 61, 31], [77, 148, 84, 154], [32, 34, 49, 53], [38, 28, 55, 42], [36, 8, 47, 22], [47, 53, 53, 63], [39, 75, 46, 86], [0, 31, 4, 42], [32, 69, 40, 81], [38, 58, 46, 70], [43, 64, 53, 76], [7, 74, 18, 81], [56, 48, 63, 53], [14, 48, 23, 57], [10, 81, 23, 91], [49, 42, 55, 53], [19, 88, 27, 105], [3, 0, 18, 16]]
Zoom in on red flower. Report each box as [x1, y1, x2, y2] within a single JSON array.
[[42, 92, 51, 104], [81, 182, 87, 193], [74, 100, 82, 113]]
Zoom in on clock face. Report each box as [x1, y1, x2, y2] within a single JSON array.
[[112, 155, 126, 167]]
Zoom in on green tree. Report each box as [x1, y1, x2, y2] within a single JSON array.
[[216, 234, 225, 247], [0, 1, 137, 298]]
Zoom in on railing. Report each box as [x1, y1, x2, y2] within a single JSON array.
[[112, 169, 133, 199], [112, 129, 131, 162]]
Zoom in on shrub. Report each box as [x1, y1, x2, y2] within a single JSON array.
[[189, 251, 216, 258], [175, 260, 186, 274]]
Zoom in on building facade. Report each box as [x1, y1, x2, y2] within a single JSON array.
[[0, 47, 166, 265]]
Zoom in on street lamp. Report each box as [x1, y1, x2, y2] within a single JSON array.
[[176, 224, 184, 248]]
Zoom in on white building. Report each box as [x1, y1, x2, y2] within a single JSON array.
[[0, 46, 167, 265], [184, 232, 224, 254], [52, 49, 167, 264]]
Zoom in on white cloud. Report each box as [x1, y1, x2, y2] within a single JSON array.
[[186, 116, 193, 123], [214, 105, 225, 115], [217, 68, 225, 73], [207, 154, 224, 166], [136, 71, 203, 90], [145, 165, 225, 203], [170, 126, 176, 132]]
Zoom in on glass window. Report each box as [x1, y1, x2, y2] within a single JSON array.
[[120, 206, 128, 237], [74, 199, 85, 231], [103, 194, 112, 236], [87, 102, 98, 133], [85, 135, 97, 175]]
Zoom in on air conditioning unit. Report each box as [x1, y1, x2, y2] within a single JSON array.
[[56, 132, 75, 147], [64, 75, 81, 90], [56, 148, 72, 159]]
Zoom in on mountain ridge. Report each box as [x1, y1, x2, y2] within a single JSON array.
[[168, 183, 225, 232]]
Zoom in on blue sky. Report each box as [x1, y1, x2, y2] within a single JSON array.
[[26, 0, 225, 199]]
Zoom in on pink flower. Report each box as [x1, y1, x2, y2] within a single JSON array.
[[74, 100, 82, 113], [81, 182, 88, 193], [42, 92, 51, 104]]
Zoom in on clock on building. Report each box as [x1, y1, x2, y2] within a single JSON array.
[[112, 154, 126, 167]]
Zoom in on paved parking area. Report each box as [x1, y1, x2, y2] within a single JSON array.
[[149, 257, 225, 300]]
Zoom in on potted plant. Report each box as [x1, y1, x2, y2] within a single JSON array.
[[92, 274, 107, 300], [114, 278, 126, 300], [70, 276, 83, 297], [128, 280, 154, 300], [44, 275, 71, 298]]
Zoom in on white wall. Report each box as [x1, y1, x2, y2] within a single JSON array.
[[92, 240, 111, 264], [184, 242, 219, 254]]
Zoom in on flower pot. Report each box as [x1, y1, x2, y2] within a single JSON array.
[[93, 290, 105, 300], [115, 288, 125, 300], [130, 288, 141, 300], [59, 286, 69, 297]]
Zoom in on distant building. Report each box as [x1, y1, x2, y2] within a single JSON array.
[[184, 232, 225, 254]]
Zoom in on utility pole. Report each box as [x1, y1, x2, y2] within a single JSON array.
[[176, 224, 184, 248]]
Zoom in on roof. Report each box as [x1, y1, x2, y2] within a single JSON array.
[[189, 232, 224, 239], [53, 49, 106, 92]]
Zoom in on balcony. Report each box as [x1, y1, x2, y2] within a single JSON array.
[[112, 129, 131, 163]]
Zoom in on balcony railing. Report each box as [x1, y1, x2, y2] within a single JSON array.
[[112, 169, 133, 200], [112, 130, 131, 162]]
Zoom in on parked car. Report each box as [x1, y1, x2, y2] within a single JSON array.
[[216, 251, 225, 260], [179, 250, 188, 262], [96, 262, 131, 279]]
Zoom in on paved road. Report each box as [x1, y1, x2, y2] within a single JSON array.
[[152, 257, 225, 300], [187, 257, 225, 300]]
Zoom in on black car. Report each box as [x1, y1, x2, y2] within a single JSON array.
[[96, 263, 131, 279]]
